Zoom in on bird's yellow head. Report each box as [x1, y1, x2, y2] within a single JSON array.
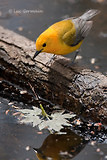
[[33, 27, 58, 59]]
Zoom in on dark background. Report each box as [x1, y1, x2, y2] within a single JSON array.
[[0, 0, 107, 160]]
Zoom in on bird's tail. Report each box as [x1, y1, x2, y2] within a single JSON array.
[[80, 9, 100, 21]]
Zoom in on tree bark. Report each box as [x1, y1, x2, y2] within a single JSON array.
[[0, 26, 107, 124]]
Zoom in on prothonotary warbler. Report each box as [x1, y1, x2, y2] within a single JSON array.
[[33, 9, 100, 61]]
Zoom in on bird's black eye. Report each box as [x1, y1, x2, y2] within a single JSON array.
[[42, 43, 46, 47]]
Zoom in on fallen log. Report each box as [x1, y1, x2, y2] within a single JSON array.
[[0, 26, 107, 124]]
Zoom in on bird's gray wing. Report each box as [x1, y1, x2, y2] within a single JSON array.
[[62, 18, 92, 47], [63, 9, 100, 47], [71, 18, 93, 46]]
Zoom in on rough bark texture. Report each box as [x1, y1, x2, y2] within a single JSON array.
[[0, 26, 107, 124]]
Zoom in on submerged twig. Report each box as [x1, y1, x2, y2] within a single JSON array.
[[28, 82, 55, 106], [28, 82, 39, 101], [28, 82, 50, 119]]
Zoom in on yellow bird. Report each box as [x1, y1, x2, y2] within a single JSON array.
[[33, 9, 100, 61]]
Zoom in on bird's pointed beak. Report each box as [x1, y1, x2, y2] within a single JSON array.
[[33, 148, 38, 153], [33, 49, 42, 59]]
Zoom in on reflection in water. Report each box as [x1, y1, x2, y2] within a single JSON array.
[[33, 129, 87, 160]]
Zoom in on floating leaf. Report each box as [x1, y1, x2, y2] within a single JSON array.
[[38, 112, 74, 132], [16, 107, 76, 133], [17, 107, 43, 127]]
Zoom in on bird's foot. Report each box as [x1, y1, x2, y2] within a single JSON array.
[[71, 49, 80, 64], [64, 49, 81, 67], [63, 61, 76, 68], [46, 54, 57, 66]]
